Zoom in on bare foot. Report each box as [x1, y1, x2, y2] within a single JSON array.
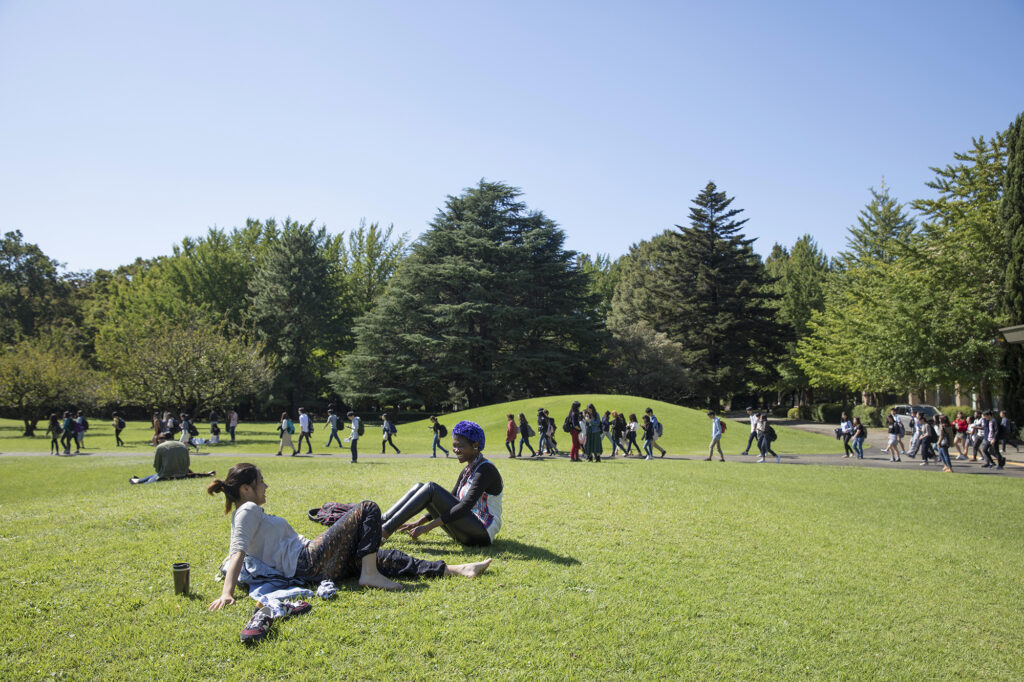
[[359, 573, 404, 591], [445, 558, 492, 578]]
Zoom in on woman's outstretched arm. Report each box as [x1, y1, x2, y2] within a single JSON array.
[[208, 550, 245, 611]]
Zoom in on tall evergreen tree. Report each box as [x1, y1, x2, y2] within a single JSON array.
[[333, 180, 600, 409], [652, 182, 784, 407], [1001, 113, 1024, 423], [764, 235, 831, 404], [839, 182, 917, 266], [247, 219, 347, 409]]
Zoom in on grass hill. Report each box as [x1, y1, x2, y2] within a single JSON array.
[[398, 394, 841, 456]]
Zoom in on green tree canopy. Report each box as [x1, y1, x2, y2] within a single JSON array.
[[1000, 113, 1024, 422], [333, 180, 601, 409]]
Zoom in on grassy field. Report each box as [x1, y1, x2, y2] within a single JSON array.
[[1, 453, 1022, 680], [0, 394, 842, 456]]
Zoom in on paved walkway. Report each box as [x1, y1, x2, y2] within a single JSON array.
[[5, 421, 1022, 479]]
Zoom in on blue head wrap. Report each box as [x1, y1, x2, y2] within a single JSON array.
[[452, 420, 485, 450]]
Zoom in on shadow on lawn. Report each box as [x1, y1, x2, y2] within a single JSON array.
[[407, 538, 580, 566]]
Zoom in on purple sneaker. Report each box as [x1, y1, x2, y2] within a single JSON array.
[[240, 606, 275, 646]]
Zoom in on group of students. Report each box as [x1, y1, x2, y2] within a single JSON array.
[[503, 403, 668, 462], [882, 408, 1014, 472], [707, 407, 780, 462], [276, 408, 366, 461], [206, 420, 501, 645], [44, 410, 89, 455]]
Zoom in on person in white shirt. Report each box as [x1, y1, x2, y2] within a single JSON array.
[[839, 412, 854, 457], [297, 407, 313, 454], [346, 411, 361, 463], [740, 407, 758, 455]]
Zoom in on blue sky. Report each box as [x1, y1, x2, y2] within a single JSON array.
[[1, 1, 1021, 272]]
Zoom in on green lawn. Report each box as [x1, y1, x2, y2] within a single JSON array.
[[1, 454, 1021, 679], [0, 394, 842, 456]]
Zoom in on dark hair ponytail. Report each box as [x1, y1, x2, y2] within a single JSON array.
[[206, 462, 259, 514]]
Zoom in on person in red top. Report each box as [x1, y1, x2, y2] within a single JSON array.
[[505, 414, 519, 458], [953, 410, 969, 459]]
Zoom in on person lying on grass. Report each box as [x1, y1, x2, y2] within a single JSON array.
[[207, 463, 491, 612], [381, 420, 503, 546]]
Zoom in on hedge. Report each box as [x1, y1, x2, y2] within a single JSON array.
[[853, 404, 883, 427], [787, 406, 812, 420]]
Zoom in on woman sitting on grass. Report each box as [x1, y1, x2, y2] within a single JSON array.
[[207, 463, 491, 613], [381, 420, 503, 546]]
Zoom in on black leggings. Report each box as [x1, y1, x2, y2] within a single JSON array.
[[382, 482, 491, 546], [842, 432, 853, 456], [382, 434, 400, 454], [295, 500, 445, 582]]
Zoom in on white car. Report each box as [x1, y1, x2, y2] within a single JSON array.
[[890, 404, 941, 433]]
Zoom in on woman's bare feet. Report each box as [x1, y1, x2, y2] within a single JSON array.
[[358, 573, 404, 591], [445, 558, 492, 578]]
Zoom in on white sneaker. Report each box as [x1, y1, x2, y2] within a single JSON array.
[[757, 457, 765, 463]]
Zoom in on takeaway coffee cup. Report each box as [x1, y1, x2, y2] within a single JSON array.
[[172, 562, 190, 595]]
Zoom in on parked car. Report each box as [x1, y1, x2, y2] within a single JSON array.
[[890, 404, 941, 433]]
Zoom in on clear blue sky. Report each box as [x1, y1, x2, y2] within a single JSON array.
[[1, 1, 1021, 272]]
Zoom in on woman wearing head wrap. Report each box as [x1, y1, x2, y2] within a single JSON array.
[[381, 420, 503, 546]]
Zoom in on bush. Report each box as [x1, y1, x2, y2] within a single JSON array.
[[853, 404, 882, 427], [787, 405, 812, 420], [812, 403, 849, 424], [939, 405, 967, 420]]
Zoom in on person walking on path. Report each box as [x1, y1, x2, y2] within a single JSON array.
[[740, 407, 758, 455], [625, 413, 641, 456], [112, 411, 126, 447], [641, 414, 655, 460], [890, 407, 909, 457], [61, 410, 77, 454], [839, 412, 854, 457], [325, 409, 344, 449], [381, 413, 400, 454], [505, 414, 518, 458], [953, 410, 969, 459], [544, 409, 561, 455], [936, 415, 955, 473], [917, 415, 937, 466], [706, 410, 725, 461], [600, 411, 616, 454], [981, 411, 1005, 470], [851, 417, 866, 459], [583, 404, 603, 462], [566, 402, 583, 462], [346, 411, 361, 463], [885, 415, 902, 462], [276, 412, 296, 456], [517, 413, 536, 457], [297, 408, 313, 454], [645, 408, 667, 457], [74, 410, 89, 450], [429, 415, 449, 458], [46, 413, 61, 455]]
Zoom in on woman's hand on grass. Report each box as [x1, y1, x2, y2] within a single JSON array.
[[208, 594, 235, 611]]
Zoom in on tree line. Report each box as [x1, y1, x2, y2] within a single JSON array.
[[2, 114, 1023, 436]]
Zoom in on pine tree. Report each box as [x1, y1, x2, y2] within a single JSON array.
[[839, 182, 916, 266], [334, 181, 600, 409], [1002, 113, 1024, 423], [653, 182, 784, 407], [247, 219, 346, 409]]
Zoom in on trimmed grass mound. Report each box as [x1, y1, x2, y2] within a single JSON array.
[[0, 395, 841, 456], [1, 454, 1022, 679]]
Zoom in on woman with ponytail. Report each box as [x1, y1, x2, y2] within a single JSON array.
[[206, 463, 491, 614]]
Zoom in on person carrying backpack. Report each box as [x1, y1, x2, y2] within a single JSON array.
[[381, 413, 401, 454], [276, 411, 297, 456], [644, 408, 667, 457], [429, 415, 449, 458], [112, 411, 126, 447], [565, 402, 583, 462], [346, 411, 361, 463], [706, 410, 725, 461]]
